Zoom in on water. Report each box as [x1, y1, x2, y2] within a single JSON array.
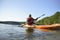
[[0, 24, 60, 40]]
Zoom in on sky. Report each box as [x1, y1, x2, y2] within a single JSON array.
[[0, 0, 60, 22]]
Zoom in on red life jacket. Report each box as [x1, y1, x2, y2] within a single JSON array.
[[27, 17, 34, 25]]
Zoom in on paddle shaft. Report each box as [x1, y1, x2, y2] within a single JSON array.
[[36, 14, 45, 19]]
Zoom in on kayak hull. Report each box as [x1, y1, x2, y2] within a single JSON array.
[[23, 24, 60, 30]]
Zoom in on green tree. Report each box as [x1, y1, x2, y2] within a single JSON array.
[[36, 11, 60, 25]]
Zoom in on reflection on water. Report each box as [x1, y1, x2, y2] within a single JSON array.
[[25, 28, 34, 40], [0, 24, 60, 40], [25, 28, 60, 40], [40, 29, 57, 32]]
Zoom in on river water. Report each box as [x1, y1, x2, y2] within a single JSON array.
[[0, 24, 60, 40]]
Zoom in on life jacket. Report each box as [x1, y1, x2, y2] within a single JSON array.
[[27, 17, 34, 25]]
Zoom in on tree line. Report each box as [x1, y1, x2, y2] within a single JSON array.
[[36, 12, 60, 25]]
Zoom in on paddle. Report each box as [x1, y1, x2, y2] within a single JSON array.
[[36, 14, 45, 20], [34, 14, 45, 23]]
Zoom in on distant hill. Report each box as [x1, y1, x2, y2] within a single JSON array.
[[0, 21, 25, 25], [37, 12, 60, 25]]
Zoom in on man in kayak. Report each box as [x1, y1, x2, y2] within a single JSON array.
[[27, 14, 38, 25]]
